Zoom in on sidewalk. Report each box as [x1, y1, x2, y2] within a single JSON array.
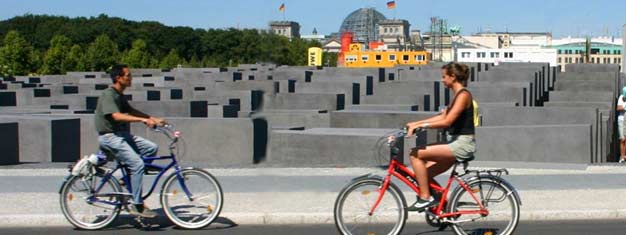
[[1, 162, 626, 227]]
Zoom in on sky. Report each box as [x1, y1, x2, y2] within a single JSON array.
[[2, 0, 625, 38]]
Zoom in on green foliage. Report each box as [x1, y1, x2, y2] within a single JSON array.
[[84, 34, 119, 71], [41, 34, 72, 74], [323, 52, 338, 67], [0, 30, 34, 75], [0, 14, 335, 73], [66, 44, 84, 71], [159, 49, 184, 69], [121, 39, 150, 68]]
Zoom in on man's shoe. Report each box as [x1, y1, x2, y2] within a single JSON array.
[[619, 158, 625, 163], [128, 204, 157, 218], [407, 196, 437, 212]]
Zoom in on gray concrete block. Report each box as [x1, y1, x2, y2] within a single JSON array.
[[549, 91, 613, 102], [475, 125, 592, 163], [0, 122, 19, 165], [330, 110, 436, 128], [565, 64, 620, 73], [131, 118, 255, 166], [0, 115, 81, 162], [268, 128, 394, 166], [265, 93, 344, 111], [254, 109, 330, 128], [346, 104, 419, 111]]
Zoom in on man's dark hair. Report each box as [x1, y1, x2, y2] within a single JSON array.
[[110, 64, 128, 84]]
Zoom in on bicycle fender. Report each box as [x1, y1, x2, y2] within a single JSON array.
[[58, 175, 72, 194], [466, 175, 522, 206], [350, 173, 383, 182]]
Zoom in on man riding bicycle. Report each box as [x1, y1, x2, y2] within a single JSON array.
[[94, 64, 165, 218], [405, 62, 476, 211]]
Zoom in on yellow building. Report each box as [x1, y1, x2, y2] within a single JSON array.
[[342, 43, 430, 68]]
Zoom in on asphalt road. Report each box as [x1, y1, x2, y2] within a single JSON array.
[[1, 220, 625, 235]]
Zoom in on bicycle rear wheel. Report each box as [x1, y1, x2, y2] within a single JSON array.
[[447, 179, 520, 235], [160, 168, 223, 229], [334, 178, 407, 235], [59, 175, 122, 230]]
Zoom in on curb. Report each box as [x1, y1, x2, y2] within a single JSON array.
[[3, 210, 626, 227]]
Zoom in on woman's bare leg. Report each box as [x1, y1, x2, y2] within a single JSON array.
[[410, 144, 456, 199]]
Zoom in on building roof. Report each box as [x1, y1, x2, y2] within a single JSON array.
[[339, 8, 387, 44]]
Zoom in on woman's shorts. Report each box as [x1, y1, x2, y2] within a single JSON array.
[[447, 134, 476, 160]]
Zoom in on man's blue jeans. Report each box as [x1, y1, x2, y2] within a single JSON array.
[[98, 132, 158, 205]]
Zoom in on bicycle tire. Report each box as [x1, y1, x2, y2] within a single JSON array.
[[334, 177, 407, 235], [447, 178, 520, 235], [160, 168, 223, 229], [59, 174, 122, 230]]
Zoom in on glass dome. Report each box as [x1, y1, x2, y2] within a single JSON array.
[[339, 8, 387, 44]]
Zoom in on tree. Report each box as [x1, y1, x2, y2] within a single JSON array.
[[121, 39, 151, 68], [65, 44, 84, 71], [0, 30, 33, 75], [84, 34, 119, 71], [159, 49, 184, 68], [41, 34, 72, 74]]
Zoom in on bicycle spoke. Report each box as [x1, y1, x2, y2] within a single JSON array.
[[449, 180, 519, 235], [160, 169, 223, 229]]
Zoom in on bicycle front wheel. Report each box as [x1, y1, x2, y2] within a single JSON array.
[[59, 174, 122, 230], [160, 168, 223, 229], [334, 178, 407, 235], [447, 179, 520, 235]]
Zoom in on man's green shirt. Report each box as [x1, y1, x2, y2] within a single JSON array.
[[94, 87, 130, 133]]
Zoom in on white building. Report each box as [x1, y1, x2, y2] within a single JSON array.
[[322, 39, 341, 53], [457, 48, 557, 66]]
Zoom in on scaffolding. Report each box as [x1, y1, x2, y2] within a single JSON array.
[[429, 17, 448, 61]]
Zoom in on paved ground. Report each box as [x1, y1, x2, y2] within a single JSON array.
[[1, 220, 626, 235], [1, 161, 626, 228]]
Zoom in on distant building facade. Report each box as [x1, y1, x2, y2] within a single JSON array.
[[457, 48, 557, 66], [323, 39, 341, 53], [269, 21, 301, 39], [377, 19, 411, 51], [550, 41, 622, 71]]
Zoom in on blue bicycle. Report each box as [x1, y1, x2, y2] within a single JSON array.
[[59, 124, 223, 230]]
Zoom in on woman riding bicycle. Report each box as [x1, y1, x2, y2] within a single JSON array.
[[405, 62, 476, 211]]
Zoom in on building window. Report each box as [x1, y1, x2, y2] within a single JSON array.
[[558, 49, 562, 54], [389, 54, 396, 61], [476, 52, 486, 58], [384, 28, 388, 33], [361, 55, 369, 61], [558, 58, 561, 63], [375, 54, 382, 61], [402, 55, 409, 61], [490, 52, 500, 58], [461, 52, 470, 58]]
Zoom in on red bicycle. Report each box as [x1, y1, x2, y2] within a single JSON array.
[[333, 128, 521, 235]]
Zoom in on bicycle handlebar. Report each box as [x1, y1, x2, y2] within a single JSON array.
[[151, 123, 180, 147]]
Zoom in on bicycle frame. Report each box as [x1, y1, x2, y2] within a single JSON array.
[[369, 158, 488, 218], [88, 126, 194, 207]]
